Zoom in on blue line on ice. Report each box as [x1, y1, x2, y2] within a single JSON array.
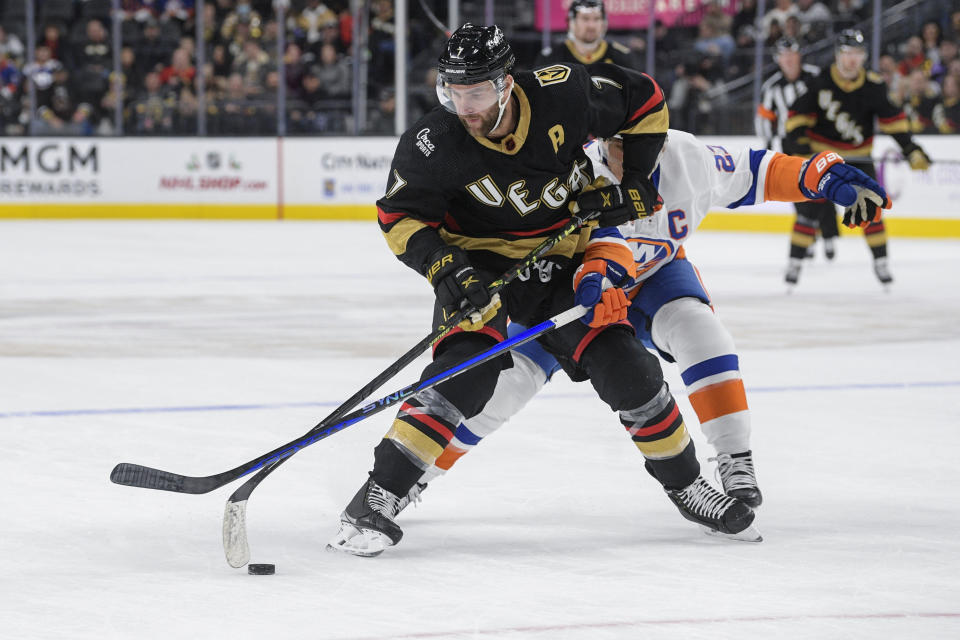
[[2, 380, 958, 419]]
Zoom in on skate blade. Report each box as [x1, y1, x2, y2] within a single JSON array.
[[700, 524, 763, 543], [325, 522, 390, 558]]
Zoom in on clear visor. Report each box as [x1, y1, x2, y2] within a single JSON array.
[[436, 76, 503, 115]]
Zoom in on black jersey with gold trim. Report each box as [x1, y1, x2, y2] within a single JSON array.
[[785, 65, 913, 157], [377, 63, 667, 278], [534, 39, 638, 70]]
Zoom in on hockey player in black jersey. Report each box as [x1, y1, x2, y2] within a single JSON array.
[[758, 38, 841, 265], [534, 0, 638, 69], [327, 24, 757, 557], [784, 29, 932, 288]]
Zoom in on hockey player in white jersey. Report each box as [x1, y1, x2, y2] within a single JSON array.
[[393, 129, 890, 533]]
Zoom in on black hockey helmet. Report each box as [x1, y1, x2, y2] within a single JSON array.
[[567, 0, 606, 22], [836, 29, 867, 52], [775, 37, 800, 55], [437, 23, 515, 87], [773, 37, 800, 62]]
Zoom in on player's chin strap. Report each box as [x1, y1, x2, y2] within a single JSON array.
[[489, 79, 513, 134]]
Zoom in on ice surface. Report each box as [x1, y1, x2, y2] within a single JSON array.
[[2, 221, 959, 639]]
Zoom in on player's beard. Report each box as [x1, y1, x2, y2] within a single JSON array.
[[458, 101, 501, 138]]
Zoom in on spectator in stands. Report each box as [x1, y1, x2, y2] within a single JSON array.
[[222, 0, 265, 47], [218, 72, 255, 133], [898, 36, 929, 76], [136, 19, 175, 77], [160, 48, 197, 89], [933, 74, 959, 133], [313, 42, 350, 98], [0, 25, 25, 63], [210, 43, 233, 87], [132, 71, 176, 134], [0, 54, 21, 132], [297, 0, 338, 49], [368, 0, 396, 88], [931, 40, 958, 84], [951, 10, 960, 42], [283, 43, 307, 92], [878, 54, 904, 104], [732, 0, 759, 49], [41, 24, 65, 62], [23, 45, 65, 109], [694, 1, 736, 64], [762, 0, 797, 39], [119, 45, 143, 95], [795, 0, 830, 42], [902, 67, 941, 133], [179, 36, 196, 62], [1, 53, 20, 101], [366, 86, 395, 134], [119, 0, 154, 22], [833, 0, 867, 32], [922, 20, 943, 64], [764, 20, 785, 48], [74, 19, 112, 72], [232, 39, 271, 94], [782, 15, 805, 47]]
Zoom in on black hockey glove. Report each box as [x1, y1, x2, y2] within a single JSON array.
[[424, 245, 500, 331], [575, 172, 661, 227], [901, 142, 932, 171]]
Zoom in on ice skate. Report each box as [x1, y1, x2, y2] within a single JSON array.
[[665, 476, 762, 542], [785, 258, 802, 290], [873, 257, 893, 289], [392, 482, 428, 518], [823, 237, 836, 261], [326, 479, 404, 557], [711, 451, 762, 508]]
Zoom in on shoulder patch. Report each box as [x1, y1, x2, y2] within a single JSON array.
[[385, 169, 407, 198], [534, 64, 571, 87], [866, 70, 884, 84]]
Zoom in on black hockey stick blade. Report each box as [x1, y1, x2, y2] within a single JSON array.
[[111, 463, 224, 494]]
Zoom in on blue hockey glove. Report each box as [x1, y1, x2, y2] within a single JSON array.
[[799, 151, 891, 229]]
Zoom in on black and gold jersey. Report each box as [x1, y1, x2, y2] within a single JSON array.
[[785, 65, 914, 157], [377, 63, 668, 278], [534, 38, 639, 70]]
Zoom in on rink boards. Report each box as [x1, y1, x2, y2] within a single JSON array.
[[1, 134, 958, 237]]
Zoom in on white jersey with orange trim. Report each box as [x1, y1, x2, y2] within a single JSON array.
[[585, 128, 782, 293]]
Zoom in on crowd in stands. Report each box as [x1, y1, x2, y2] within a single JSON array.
[[0, 0, 958, 136]]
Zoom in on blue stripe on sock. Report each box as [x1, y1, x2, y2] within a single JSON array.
[[680, 354, 740, 386], [453, 423, 483, 446]]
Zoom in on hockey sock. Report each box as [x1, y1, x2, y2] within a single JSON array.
[[650, 298, 751, 454], [620, 385, 700, 490], [864, 219, 888, 259], [789, 213, 818, 260]]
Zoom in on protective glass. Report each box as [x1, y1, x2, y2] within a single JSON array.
[[436, 77, 502, 115]]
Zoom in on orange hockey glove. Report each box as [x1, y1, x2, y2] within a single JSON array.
[[573, 259, 631, 328]]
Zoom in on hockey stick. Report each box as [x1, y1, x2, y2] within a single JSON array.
[[110, 209, 598, 494], [223, 303, 589, 567]]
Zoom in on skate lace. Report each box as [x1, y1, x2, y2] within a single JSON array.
[[391, 482, 426, 517], [710, 453, 756, 493], [680, 477, 736, 519], [366, 482, 400, 517]]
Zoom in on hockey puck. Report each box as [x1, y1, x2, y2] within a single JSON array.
[[248, 563, 275, 575]]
